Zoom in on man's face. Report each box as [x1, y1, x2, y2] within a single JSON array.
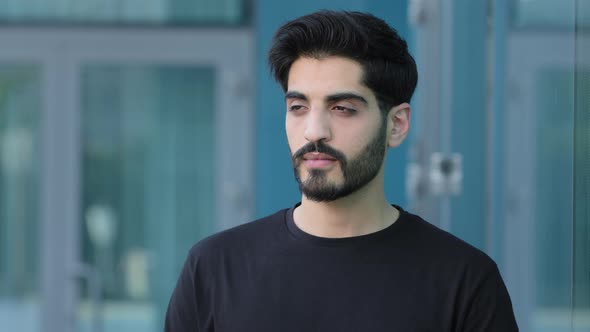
[[285, 56, 388, 202]]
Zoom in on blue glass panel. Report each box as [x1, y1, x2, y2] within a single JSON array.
[[0, 64, 42, 332], [80, 64, 216, 332]]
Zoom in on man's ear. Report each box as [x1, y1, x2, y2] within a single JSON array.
[[387, 103, 411, 148]]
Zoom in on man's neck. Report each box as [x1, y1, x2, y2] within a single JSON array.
[[293, 179, 399, 238]]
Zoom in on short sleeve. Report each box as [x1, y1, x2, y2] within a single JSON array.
[[458, 261, 519, 332], [164, 247, 213, 332]]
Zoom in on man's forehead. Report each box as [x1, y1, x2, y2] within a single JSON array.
[[286, 56, 374, 101], [287, 56, 364, 81]]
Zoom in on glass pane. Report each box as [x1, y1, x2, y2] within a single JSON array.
[[574, 71, 590, 331], [573, 0, 590, 326], [0, 65, 41, 332], [513, 0, 590, 28], [534, 68, 574, 309], [497, 1, 582, 330], [79, 64, 216, 332], [0, 0, 248, 25]]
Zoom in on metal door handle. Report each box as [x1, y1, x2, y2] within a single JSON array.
[[429, 152, 463, 195]]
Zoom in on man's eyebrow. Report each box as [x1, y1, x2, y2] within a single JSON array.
[[325, 92, 368, 105], [285, 91, 368, 105], [285, 91, 307, 100]]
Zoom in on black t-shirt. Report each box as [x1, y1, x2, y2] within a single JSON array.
[[165, 205, 518, 331]]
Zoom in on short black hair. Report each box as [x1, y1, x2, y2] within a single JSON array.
[[268, 10, 418, 113]]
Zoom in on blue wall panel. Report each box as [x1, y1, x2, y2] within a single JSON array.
[[449, 0, 487, 249], [491, 0, 508, 267]]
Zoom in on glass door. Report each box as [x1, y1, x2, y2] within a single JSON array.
[[0, 39, 71, 332], [0, 60, 44, 332], [503, 19, 588, 332], [0, 27, 253, 332], [409, 0, 589, 331]]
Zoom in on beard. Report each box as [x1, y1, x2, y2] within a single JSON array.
[[291, 121, 387, 202]]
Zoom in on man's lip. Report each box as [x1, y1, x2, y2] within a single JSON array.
[[302, 152, 337, 160]]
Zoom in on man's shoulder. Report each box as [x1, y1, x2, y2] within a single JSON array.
[[401, 210, 497, 271], [188, 208, 289, 258]]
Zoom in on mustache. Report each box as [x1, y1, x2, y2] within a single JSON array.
[[292, 141, 347, 164]]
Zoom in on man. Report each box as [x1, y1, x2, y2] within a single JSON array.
[[165, 10, 518, 331]]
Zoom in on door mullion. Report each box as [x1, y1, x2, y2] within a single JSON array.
[[39, 44, 81, 332]]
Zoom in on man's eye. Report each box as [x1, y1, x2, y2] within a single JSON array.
[[333, 106, 356, 114], [289, 105, 305, 112]]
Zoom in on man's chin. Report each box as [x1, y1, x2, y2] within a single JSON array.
[[300, 173, 343, 186], [299, 178, 345, 199], [300, 166, 342, 178], [301, 190, 338, 202]]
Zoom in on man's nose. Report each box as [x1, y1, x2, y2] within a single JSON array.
[[303, 109, 332, 143]]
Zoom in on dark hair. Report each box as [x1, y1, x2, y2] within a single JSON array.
[[268, 10, 418, 113]]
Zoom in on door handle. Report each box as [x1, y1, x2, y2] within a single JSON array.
[[72, 262, 103, 332], [428, 152, 463, 196], [406, 152, 463, 202]]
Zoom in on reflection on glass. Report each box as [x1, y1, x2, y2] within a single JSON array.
[[80, 65, 215, 332], [0, 65, 41, 332]]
